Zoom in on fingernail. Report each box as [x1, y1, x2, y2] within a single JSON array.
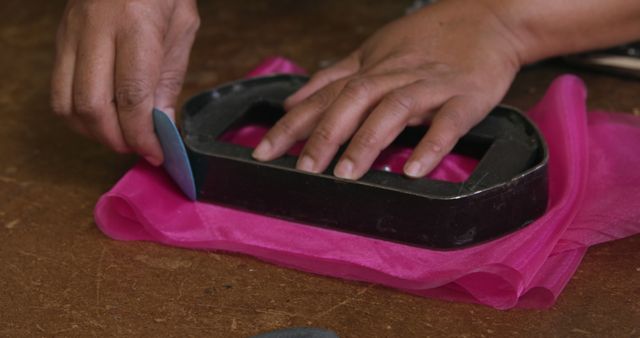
[[145, 155, 162, 167], [334, 159, 355, 179], [404, 161, 424, 178], [252, 140, 272, 160], [297, 155, 315, 172]]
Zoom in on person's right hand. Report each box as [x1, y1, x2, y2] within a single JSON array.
[[51, 0, 200, 165]]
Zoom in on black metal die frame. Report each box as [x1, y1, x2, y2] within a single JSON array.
[[181, 75, 549, 250]]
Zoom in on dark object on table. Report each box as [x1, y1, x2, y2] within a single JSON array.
[[251, 327, 340, 338], [564, 42, 640, 78], [179, 75, 549, 249], [163, 75, 549, 250]]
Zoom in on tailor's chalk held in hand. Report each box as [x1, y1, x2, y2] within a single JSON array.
[[152, 108, 197, 200]]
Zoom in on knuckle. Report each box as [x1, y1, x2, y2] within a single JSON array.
[[175, 10, 201, 35], [157, 71, 184, 96], [422, 137, 448, 154], [60, 7, 86, 37], [179, 1, 201, 31], [67, 1, 106, 24], [312, 126, 338, 145], [440, 109, 467, 133], [306, 88, 335, 111], [122, 1, 150, 20], [384, 90, 415, 114], [73, 97, 106, 119], [116, 78, 152, 109], [353, 128, 380, 149], [413, 79, 434, 93], [342, 79, 372, 102], [419, 62, 452, 75], [79, 0, 102, 16], [274, 118, 300, 139], [185, 13, 201, 34], [64, 2, 84, 22]]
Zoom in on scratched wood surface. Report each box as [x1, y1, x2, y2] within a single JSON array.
[[0, 1, 639, 337]]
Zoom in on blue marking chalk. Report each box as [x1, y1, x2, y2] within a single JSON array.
[[152, 108, 197, 200]]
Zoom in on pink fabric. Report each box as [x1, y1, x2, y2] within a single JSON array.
[[245, 56, 306, 78], [95, 58, 640, 309]]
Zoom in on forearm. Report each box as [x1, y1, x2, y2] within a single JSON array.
[[481, 0, 640, 65]]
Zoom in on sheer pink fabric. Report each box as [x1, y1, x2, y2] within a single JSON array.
[[94, 58, 640, 309]]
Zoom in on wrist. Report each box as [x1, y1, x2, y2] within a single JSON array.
[[409, 0, 528, 71], [475, 0, 640, 65], [472, 0, 539, 66]]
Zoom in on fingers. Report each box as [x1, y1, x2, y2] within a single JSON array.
[[403, 96, 485, 178], [283, 52, 360, 110], [257, 74, 487, 181], [51, 19, 82, 133], [253, 79, 348, 162], [333, 81, 447, 179], [51, 1, 200, 165], [153, 2, 200, 121], [72, 23, 130, 153], [296, 73, 419, 174], [115, 23, 164, 165]]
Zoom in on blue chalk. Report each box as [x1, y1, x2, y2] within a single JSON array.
[[152, 108, 197, 201]]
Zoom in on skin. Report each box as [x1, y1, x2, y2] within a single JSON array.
[[52, 0, 640, 178], [51, 0, 200, 165], [253, 1, 521, 179]]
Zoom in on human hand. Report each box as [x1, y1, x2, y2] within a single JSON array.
[[51, 0, 200, 165], [252, 0, 524, 179]]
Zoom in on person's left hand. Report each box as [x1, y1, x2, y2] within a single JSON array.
[[251, 0, 524, 179]]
